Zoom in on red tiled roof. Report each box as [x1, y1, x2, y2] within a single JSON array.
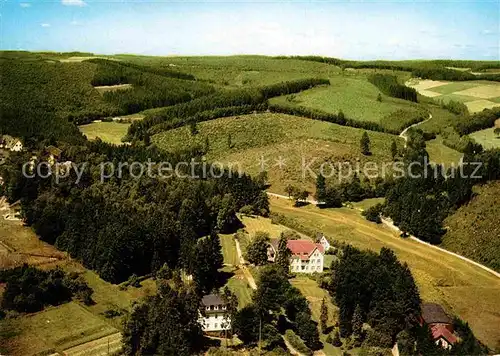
[[287, 240, 324, 260], [431, 325, 458, 344]]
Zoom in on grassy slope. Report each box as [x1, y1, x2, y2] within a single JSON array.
[[469, 127, 500, 149], [112, 55, 339, 87], [425, 135, 463, 167], [441, 181, 500, 273], [269, 75, 424, 132], [153, 113, 404, 193], [79, 121, 130, 145], [268, 197, 500, 350]]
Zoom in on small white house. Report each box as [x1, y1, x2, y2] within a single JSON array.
[[317, 233, 331, 252], [0, 135, 23, 152], [268, 239, 325, 273], [199, 294, 231, 334]]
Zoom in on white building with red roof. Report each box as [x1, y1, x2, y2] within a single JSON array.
[[268, 239, 324, 273]]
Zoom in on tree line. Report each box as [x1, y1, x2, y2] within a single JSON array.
[[88, 58, 196, 82], [368, 74, 418, 102], [0, 265, 93, 314]]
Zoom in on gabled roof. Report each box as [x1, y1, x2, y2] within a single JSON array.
[[287, 239, 324, 260], [421, 303, 452, 325], [431, 325, 458, 344], [201, 294, 225, 307]]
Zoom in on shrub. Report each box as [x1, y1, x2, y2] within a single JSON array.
[[285, 329, 313, 356], [362, 203, 384, 224]]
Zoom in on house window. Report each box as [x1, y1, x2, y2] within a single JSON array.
[[317, 259, 321, 263], [214, 306, 218, 310], [210, 305, 214, 310], [214, 323, 218, 329], [302, 265, 305, 270]]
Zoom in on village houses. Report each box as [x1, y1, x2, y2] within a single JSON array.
[[268, 238, 325, 273]]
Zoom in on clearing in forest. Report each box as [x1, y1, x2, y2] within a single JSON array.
[[270, 76, 424, 132], [79, 121, 130, 145], [153, 113, 404, 193]]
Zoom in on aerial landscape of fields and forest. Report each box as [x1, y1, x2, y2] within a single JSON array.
[[1, 1, 500, 356]]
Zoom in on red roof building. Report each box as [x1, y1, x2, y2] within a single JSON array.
[[268, 239, 325, 273]]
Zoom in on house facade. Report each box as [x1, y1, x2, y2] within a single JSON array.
[[268, 239, 324, 273], [0, 135, 23, 152], [419, 302, 458, 350], [199, 294, 231, 334], [316, 233, 331, 251]]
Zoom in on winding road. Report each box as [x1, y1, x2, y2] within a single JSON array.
[[399, 112, 433, 145]]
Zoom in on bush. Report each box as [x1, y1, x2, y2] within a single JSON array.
[[362, 203, 384, 224], [285, 329, 313, 356], [0, 265, 93, 313]]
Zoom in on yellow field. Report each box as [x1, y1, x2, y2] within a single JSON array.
[[1, 302, 118, 355], [269, 198, 500, 350], [454, 85, 500, 99], [239, 214, 309, 240], [79, 121, 130, 145], [407, 79, 500, 113]]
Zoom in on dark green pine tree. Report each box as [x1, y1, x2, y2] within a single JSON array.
[[315, 173, 327, 203], [332, 328, 342, 347], [275, 232, 291, 273], [352, 304, 363, 338], [192, 232, 223, 294], [360, 132, 371, 155], [320, 297, 329, 334], [391, 139, 398, 160]]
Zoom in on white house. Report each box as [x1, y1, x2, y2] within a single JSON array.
[[0, 135, 23, 152], [199, 294, 231, 334], [316, 233, 331, 251], [268, 239, 324, 273]]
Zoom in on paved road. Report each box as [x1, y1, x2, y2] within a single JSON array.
[[267, 192, 500, 280]]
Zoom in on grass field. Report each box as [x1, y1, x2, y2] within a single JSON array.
[[270, 76, 424, 132], [441, 181, 500, 274], [269, 197, 500, 350], [153, 113, 404, 193], [220, 234, 239, 266], [224, 267, 254, 309], [79, 121, 130, 145], [408, 79, 500, 113], [417, 105, 462, 135], [112, 54, 339, 87], [425, 136, 463, 167], [0, 302, 118, 355], [469, 127, 500, 149], [290, 276, 338, 325]]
